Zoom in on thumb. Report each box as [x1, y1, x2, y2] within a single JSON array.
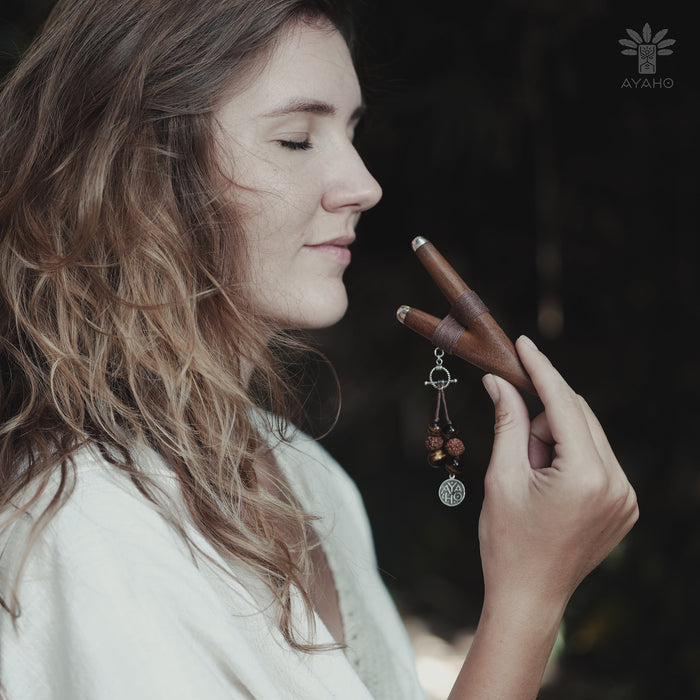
[[482, 374, 531, 473]]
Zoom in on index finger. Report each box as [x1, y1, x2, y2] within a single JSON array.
[[515, 336, 598, 458]]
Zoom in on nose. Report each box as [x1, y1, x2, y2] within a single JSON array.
[[321, 145, 383, 213]]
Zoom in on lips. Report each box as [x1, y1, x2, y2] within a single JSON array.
[[308, 234, 356, 248], [304, 235, 355, 264]]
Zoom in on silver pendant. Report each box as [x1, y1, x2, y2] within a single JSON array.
[[438, 475, 465, 506]]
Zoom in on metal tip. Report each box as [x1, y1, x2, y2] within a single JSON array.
[[396, 305, 411, 323], [411, 236, 429, 251]]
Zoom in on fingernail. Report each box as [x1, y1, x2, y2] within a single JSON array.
[[482, 374, 500, 403], [518, 335, 538, 351], [396, 305, 411, 323]]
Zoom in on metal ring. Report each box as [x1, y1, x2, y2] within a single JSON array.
[[427, 365, 452, 389]]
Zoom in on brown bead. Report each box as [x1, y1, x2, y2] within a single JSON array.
[[427, 449, 447, 467], [442, 423, 457, 438], [446, 438, 465, 458], [427, 421, 442, 435], [445, 458, 461, 474], [425, 435, 444, 451]]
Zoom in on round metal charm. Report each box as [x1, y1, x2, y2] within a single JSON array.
[[438, 475, 466, 507]]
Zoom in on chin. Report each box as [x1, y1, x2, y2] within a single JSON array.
[[259, 279, 350, 330], [288, 288, 349, 330], [296, 302, 348, 330]]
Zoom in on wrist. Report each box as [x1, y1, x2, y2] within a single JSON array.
[[448, 590, 566, 700], [480, 586, 567, 645]]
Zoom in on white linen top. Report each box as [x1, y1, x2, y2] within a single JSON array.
[[0, 427, 426, 699]]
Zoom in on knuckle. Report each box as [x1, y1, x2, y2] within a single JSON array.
[[493, 408, 519, 434], [547, 386, 581, 417], [611, 483, 632, 510], [564, 391, 584, 412], [576, 467, 609, 500], [625, 484, 640, 517], [575, 393, 590, 409], [602, 478, 639, 522]]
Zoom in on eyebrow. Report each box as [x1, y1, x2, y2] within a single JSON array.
[[261, 99, 366, 124]]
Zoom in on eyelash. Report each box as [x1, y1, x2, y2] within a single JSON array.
[[277, 139, 312, 151]]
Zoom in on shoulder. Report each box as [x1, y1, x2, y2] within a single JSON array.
[[0, 447, 274, 699], [17, 445, 181, 536], [0, 443, 381, 700], [1, 445, 197, 595]]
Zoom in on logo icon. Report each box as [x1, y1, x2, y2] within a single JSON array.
[[619, 23, 675, 74]]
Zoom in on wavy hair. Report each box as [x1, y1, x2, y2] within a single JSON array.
[[0, 0, 355, 651]]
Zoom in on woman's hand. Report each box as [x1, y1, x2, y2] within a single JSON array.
[[449, 336, 638, 700], [478, 335, 638, 612]]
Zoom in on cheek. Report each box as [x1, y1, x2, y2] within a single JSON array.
[[223, 142, 321, 240], [222, 156, 324, 306], [241, 193, 306, 297], [242, 181, 318, 256]]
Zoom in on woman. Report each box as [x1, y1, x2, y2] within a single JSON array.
[[0, 0, 638, 698]]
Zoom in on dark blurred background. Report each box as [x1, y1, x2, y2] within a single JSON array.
[[2, 0, 698, 697]]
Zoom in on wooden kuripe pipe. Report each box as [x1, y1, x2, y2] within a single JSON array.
[[401, 307, 536, 394], [399, 237, 536, 395], [412, 236, 470, 301]]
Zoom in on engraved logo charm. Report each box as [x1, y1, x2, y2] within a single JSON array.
[[438, 476, 466, 507]]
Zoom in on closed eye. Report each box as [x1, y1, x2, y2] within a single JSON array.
[[277, 139, 312, 151]]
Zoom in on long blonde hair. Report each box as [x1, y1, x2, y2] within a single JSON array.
[[0, 0, 354, 650]]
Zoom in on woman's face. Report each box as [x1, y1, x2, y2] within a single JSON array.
[[216, 20, 382, 329]]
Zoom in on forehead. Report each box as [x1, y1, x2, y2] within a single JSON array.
[[223, 21, 362, 118]]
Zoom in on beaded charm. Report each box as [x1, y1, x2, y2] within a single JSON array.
[[424, 348, 466, 506]]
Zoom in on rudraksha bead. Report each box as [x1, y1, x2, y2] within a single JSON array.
[[425, 435, 444, 452], [445, 437, 465, 458]]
